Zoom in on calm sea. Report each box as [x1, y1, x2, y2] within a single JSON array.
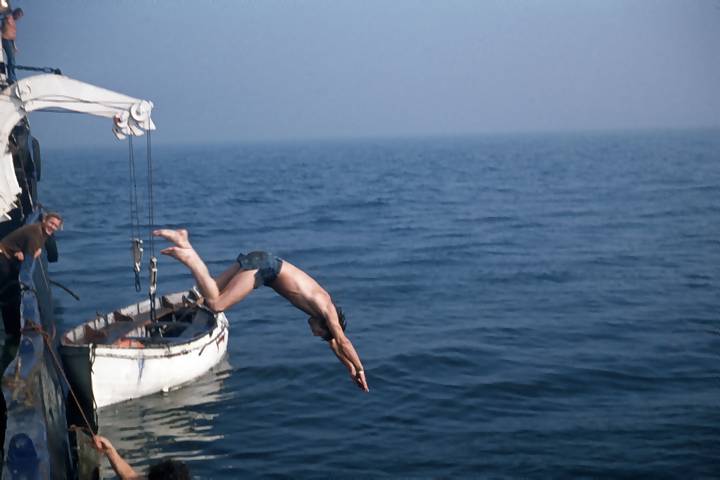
[[40, 130, 718, 478]]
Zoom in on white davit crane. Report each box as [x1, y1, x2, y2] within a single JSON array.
[[0, 74, 156, 220]]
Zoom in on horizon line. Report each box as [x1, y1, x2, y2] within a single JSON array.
[[41, 125, 720, 152]]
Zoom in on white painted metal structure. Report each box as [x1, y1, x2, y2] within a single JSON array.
[[61, 292, 230, 409], [0, 74, 155, 219]]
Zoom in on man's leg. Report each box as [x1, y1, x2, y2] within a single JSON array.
[[153, 229, 222, 299], [0, 257, 19, 337], [0, 284, 20, 337], [153, 228, 257, 312], [2, 39, 16, 84], [204, 269, 257, 312]]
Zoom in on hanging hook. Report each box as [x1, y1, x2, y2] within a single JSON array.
[[149, 256, 158, 322], [149, 256, 157, 297], [132, 238, 143, 292]]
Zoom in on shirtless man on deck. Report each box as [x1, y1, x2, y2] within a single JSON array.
[[153, 228, 369, 392]]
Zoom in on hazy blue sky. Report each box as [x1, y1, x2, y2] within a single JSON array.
[[13, 0, 720, 147]]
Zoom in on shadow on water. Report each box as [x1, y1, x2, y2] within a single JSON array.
[[95, 358, 233, 478]]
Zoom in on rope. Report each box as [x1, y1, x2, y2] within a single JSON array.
[[14, 65, 62, 75], [48, 279, 80, 301]]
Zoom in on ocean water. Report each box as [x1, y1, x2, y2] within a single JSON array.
[[40, 130, 719, 478]]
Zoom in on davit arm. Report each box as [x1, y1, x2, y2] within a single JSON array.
[[0, 74, 156, 219]]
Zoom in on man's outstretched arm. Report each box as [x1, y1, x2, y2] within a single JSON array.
[[317, 300, 368, 392], [327, 325, 369, 392], [327, 338, 368, 391], [92, 436, 140, 480]]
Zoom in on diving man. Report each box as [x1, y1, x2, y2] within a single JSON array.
[[153, 228, 369, 392]]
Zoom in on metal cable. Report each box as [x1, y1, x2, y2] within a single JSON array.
[[128, 137, 143, 291], [146, 130, 155, 258], [146, 130, 158, 322]]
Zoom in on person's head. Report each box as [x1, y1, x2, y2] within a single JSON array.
[[308, 305, 347, 341], [147, 459, 190, 480], [41, 212, 63, 236], [12, 8, 22, 19]]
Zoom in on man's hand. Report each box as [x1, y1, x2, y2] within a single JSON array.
[[92, 435, 115, 454], [349, 368, 369, 392], [91, 435, 140, 479]]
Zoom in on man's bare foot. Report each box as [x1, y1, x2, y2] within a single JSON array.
[[153, 228, 192, 248], [153, 229, 199, 266], [158, 245, 199, 266]]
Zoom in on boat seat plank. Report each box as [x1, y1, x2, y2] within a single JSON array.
[[89, 306, 173, 344], [112, 310, 134, 322], [123, 309, 214, 343], [177, 315, 213, 339]]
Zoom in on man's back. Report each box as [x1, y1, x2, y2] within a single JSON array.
[[1, 13, 15, 40], [0, 223, 44, 258]]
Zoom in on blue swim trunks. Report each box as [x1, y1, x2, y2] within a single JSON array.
[[236, 251, 283, 288]]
